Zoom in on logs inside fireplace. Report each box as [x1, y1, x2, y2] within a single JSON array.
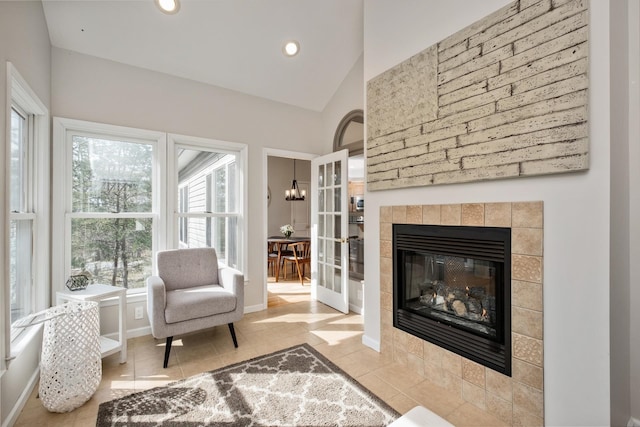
[[393, 224, 512, 375]]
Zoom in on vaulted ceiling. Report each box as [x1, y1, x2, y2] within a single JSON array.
[[42, 0, 364, 112]]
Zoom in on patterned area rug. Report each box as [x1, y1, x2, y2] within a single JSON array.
[[96, 343, 399, 426]]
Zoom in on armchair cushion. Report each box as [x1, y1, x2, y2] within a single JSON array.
[[157, 248, 219, 290], [165, 284, 237, 324]]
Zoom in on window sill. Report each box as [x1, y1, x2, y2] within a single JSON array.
[[9, 321, 43, 362]]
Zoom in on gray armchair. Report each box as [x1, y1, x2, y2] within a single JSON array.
[[147, 248, 244, 368]]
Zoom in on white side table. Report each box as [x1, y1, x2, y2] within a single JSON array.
[[56, 284, 127, 364]]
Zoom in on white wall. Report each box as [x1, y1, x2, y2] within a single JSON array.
[[51, 48, 325, 309], [610, 1, 633, 425], [627, 1, 640, 423], [363, 1, 611, 425], [322, 54, 364, 151], [0, 2, 51, 425]]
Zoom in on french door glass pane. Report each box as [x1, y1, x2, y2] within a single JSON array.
[[71, 218, 152, 289], [334, 160, 341, 185], [319, 189, 325, 212], [72, 136, 153, 213], [10, 219, 32, 324]]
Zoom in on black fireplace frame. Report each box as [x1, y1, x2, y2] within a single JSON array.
[[393, 224, 512, 376]]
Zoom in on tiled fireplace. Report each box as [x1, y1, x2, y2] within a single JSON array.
[[379, 202, 543, 426]]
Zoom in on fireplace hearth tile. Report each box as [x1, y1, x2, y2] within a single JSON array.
[[485, 202, 512, 227], [404, 378, 465, 417], [512, 359, 543, 391], [380, 239, 392, 258], [380, 270, 392, 294], [447, 402, 510, 427], [393, 345, 409, 366], [441, 204, 462, 225], [462, 359, 486, 388], [442, 350, 463, 377], [380, 291, 393, 311], [512, 404, 543, 427], [381, 223, 392, 241], [512, 307, 543, 340], [407, 334, 424, 357], [512, 254, 542, 283], [373, 364, 425, 391], [393, 205, 408, 223], [512, 280, 543, 311], [423, 341, 445, 366], [463, 380, 487, 410], [512, 228, 543, 256], [380, 205, 393, 223], [512, 382, 544, 419], [513, 333, 543, 367], [422, 205, 441, 224], [486, 369, 513, 402], [406, 205, 423, 224], [512, 202, 543, 228], [434, 366, 464, 395], [461, 203, 485, 226], [486, 392, 514, 425], [408, 353, 426, 377]]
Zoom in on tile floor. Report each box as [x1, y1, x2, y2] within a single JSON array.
[[14, 280, 508, 426]]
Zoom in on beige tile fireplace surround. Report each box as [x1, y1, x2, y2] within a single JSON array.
[[380, 202, 543, 426]]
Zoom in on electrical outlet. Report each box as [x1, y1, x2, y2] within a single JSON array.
[[134, 306, 143, 320]]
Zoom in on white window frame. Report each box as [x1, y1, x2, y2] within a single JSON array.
[[3, 63, 50, 365], [178, 185, 189, 246], [168, 133, 247, 273], [52, 118, 167, 295]]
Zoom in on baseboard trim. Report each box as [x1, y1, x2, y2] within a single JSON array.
[[349, 303, 362, 315], [102, 326, 151, 341], [244, 303, 265, 314], [628, 416, 640, 427], [362, 334, 380, 352], [2, 367, 39, 427]]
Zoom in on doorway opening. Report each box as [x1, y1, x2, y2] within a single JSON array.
[[266, 153, 312, 308]]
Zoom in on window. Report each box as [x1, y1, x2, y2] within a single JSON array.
[[69, 134, 156, 290], [53, 121, 247, 294], [174, 146, 242, 270], [178, 185, 189, 245], [9, 106, 34, 327], [4, 63, 50, 363], [53, 119, 166, 293], [333, 109, 364, 156]]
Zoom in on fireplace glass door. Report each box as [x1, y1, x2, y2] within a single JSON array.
[[402, 252, 499, 339]]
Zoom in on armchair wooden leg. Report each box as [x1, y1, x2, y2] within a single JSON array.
[[164, 336, 173, 368], [228, 323, 238, 348]]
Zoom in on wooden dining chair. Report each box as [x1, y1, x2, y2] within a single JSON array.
[[267, 241, 279, 277], [282, 241, 311, 285]]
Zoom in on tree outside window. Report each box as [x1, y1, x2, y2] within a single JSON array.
[[70, 136, 153, 289]]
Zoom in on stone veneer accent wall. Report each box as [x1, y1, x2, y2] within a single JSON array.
[[380, 202, 544, 426], [367, 0, 589, 190]]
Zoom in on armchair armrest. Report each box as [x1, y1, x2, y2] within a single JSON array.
[[218, 266, 244, 309], [147, 275, 167, 336]]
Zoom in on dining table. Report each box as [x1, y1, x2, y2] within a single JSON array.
[[267, 236, 311, 282]]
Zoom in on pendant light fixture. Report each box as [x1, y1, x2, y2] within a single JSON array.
[[285, 159, 306, 201]]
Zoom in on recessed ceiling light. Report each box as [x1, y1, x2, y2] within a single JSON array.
[[283, 40, 300, 57], [156, 0, 180, 14]]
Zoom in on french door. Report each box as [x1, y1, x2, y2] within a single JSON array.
[[311, 149, 349, 313]]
